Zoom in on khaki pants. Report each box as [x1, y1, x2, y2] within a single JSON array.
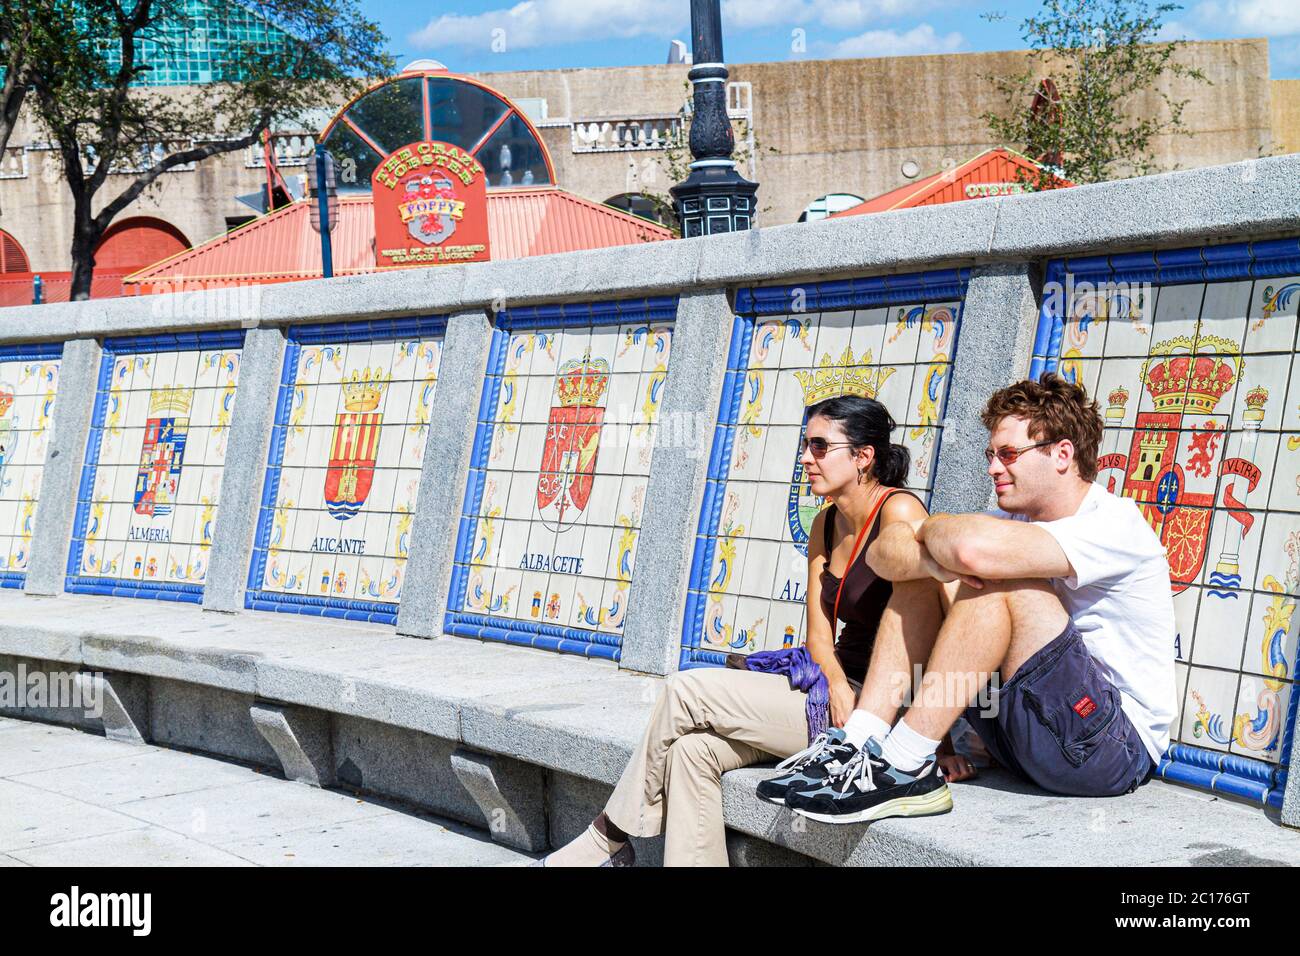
[[603, 667, 810, 867]]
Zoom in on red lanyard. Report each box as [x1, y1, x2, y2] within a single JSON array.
[[832, 488, 897, 627]]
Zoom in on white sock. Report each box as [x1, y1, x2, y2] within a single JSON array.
[[842, 710, 892, 750], [880, 718, 942, 773]]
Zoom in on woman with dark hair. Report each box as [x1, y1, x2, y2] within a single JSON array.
[[536, 394, 975, 867]]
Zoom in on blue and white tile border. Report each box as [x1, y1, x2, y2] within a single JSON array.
[[679, 268, 971, 669], [66, 329, 246, 603], [443, 296, 678, 661], [1031, 237, 1300, 809], [244, 316, 448, 625], [0, 341, 64, 590]]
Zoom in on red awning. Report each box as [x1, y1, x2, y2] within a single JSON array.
[[124, 187, 674, 292]]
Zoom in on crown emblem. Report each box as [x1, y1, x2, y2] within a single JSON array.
[[795, 347, 896, 405], [1140, 325, 1241, 415], [1243, 384, 1269, 422], [555, 353, 610, 407], [149, 385, 194, 415], [1105, 386, 1129, 421], [343, 368, 387, 412]]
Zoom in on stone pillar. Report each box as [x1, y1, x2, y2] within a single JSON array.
[[203, 326, 287, 613], [1282, 747, 1300, 829], [618, 288, 734, 675], [929, 263, 1042, 516], [24, 338, 103, 597], [396, 309, 494, 639]]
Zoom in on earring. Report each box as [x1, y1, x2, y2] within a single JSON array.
[[856, 467, 865, 484]]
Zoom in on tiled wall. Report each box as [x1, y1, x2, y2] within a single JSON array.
[[0, 345, 61, 588], [444, 298, 677, 659], [1032, 240, 1300, 805], [682, 271, 968, 666], [67, 331, 245, 601], [246, 318, 445, 623]]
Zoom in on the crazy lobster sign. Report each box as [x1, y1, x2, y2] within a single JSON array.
[[372, 140, 491, 268]]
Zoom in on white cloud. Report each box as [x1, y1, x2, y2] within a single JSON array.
[[722, 0, 815, 30], [722, 0, 947, 32], [818, 0, 943, 31], [1154, 18, 1202, 42], [1190, 0, 1300, 36], [829, 23, 965, 58], [411, 0, 687, 52]]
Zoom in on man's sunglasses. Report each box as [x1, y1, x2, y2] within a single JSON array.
[[984, 439, 1057, 465], [800, 436, 855, 459]]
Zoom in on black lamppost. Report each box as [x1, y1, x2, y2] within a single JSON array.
[[670, 0, 757, 237]]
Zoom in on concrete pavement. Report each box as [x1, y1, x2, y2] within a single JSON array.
[[0, 717, 534, 866]]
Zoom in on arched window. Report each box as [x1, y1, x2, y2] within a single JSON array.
[[604, 193, 675, 228], [320, 66, 556, 192], [0, 229, 30, 273], [93, 217, 190, 271]]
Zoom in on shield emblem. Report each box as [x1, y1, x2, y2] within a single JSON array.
[[1123, 331, 1238, 592], [326, 368, 387, 520], [537, 353, 609, 528], [134, 415, 189, 517], [786, 450, 824, 557], [402, 175, 458, 246], [325, 411, 382, 519]]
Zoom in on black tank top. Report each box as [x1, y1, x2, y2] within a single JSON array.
[[819, 490, 922, 684]]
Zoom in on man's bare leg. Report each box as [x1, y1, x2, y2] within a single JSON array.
[[903, 578, 1070, 741], [855, 576, 951, 725]]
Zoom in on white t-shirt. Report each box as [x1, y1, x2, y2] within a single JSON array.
[[992, 483, 1176, 763]]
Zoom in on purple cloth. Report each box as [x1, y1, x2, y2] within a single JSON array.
[[741, 647, 829, 744]]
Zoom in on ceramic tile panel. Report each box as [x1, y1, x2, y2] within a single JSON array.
[[444, 297, 677, 661], [0, 345, 62, 588], [682, 271, 968, 666], [1033, 240, 1300, 807], [245, 317, 445, 624], [67, 331, 245, 601]]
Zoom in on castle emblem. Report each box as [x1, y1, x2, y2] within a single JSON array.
[[325, 368, 387, 520], [134, 386, 193, 517], [1122, 324, 1241, 591]]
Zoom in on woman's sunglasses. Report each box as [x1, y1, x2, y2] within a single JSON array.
[[800, 437, 855, 459], [984, 439, 1057, 466]]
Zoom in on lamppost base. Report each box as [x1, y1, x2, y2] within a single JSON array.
[[670, 165, 759, 237]]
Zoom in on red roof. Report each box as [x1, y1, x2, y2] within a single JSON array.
[[124, 187, 673, 292], [830, 148, 1072, 217]]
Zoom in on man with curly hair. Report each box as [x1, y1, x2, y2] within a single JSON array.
[[781, 373, 1176, 824]]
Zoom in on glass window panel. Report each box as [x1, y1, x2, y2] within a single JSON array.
[[343, 77, 425, 156], [321, 122, 381, 193], [426, 76, 508, 151], [476, 112, 553, 188]]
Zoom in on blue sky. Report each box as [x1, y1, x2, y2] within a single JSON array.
[[361, 0, 1300, 78]]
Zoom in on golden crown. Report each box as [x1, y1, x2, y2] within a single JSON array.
[[1140, 326, 1241, 415], [149, 385, 194, 415], [343, 368, 387, 412], [1105, 386, 1129, 420], [795, 347, 896, 405], [1243, 384, 1269, 422], [555, 353, 610, 408]]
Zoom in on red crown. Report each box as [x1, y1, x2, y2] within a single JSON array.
[[1141, 330, 1240, 415], [555, 353, 610, 408]]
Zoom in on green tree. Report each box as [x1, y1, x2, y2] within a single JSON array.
[[20, 0, 392, 299], [982, 0, 1209, 187]]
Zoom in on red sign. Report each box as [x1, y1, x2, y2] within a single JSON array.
[[371, 141, 490, 268]]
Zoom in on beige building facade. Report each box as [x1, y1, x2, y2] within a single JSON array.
[[0, 38, 1295, 275]]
